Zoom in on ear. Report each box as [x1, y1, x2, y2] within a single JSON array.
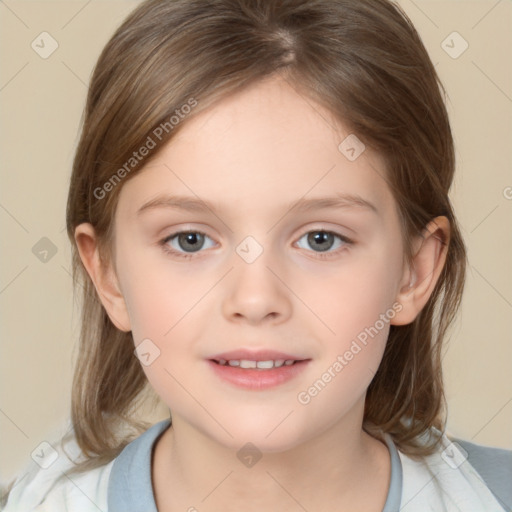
[[391, 216, 450, 326], [74, 223, 131, 332]]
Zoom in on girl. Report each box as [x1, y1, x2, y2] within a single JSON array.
[[2, 0, 511, 510]]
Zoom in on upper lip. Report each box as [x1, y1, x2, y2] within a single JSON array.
[[209, 349, 307, 362]]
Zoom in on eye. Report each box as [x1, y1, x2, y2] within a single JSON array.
[[160, 228, 353, 261], [295, 229, 352, 259], [160, 230, 216, 259]]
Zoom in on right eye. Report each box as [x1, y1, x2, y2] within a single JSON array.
[[160, 230, 216, 259]]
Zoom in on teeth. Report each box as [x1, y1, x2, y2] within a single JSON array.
[[218, 359, 297, 369], [256, 360, 274, 369], [240, 360, 257, 369]]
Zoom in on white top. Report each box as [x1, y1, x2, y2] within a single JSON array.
[[2, 420, 511, 511]]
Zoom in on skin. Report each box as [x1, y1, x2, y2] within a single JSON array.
[[76, 74, 450, 511]]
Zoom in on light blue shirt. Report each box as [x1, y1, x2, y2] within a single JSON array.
[[3, 419, 511, 511], [107, 419, 403, 511], [107, 419, 512, 511]]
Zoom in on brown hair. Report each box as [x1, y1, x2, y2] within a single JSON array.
[[65, 0, 466, 471]]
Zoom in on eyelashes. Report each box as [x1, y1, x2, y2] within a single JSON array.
[[295, 230, 353, 259], [159, 228, 354, 261], [160, 231, 215, 260]]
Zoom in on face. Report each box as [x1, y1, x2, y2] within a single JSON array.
[[111, 75, 408, 452]]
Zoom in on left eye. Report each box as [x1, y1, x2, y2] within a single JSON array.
[[295, 230, 351, 255]]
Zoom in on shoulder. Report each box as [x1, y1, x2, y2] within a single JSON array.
[[107, 419, 171, 512], [451, 436, 512, 509], [398, 430, 512, 512], [2, 435, 114, 512]]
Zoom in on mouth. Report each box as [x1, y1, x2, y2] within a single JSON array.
[[212, 358, 301, 369], [207, 350, 310, 390]]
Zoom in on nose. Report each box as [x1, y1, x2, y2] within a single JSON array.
[[221, 247, 292, 326]]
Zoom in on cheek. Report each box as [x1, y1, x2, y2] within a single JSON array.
[[294, 260, 399, 421], [305, 247, 403, 342], [117, 246, 208, 342], [119, 265, 208, 416], [298, 244, 402, 389], [116, 250, 218, 401]]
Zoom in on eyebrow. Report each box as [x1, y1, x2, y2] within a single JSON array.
[[136, 193, 378, 216]]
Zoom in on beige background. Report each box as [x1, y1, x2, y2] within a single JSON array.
[[1, 0, 511, 486]]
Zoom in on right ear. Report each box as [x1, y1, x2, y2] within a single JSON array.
[[74, 223, 131, 332]]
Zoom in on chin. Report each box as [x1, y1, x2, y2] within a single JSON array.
[[197, 413, 309, 454]]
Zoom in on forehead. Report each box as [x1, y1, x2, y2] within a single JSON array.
[[117, 75, 394, 221]]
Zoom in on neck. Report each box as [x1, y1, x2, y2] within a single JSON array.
[[152, 402, 391, 512]]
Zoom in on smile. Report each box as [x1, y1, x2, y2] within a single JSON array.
[[214, 359, 298, 369], [207, 357, 310, 390]]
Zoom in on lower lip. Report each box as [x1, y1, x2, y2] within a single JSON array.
[[207, 360, 310, 390]]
